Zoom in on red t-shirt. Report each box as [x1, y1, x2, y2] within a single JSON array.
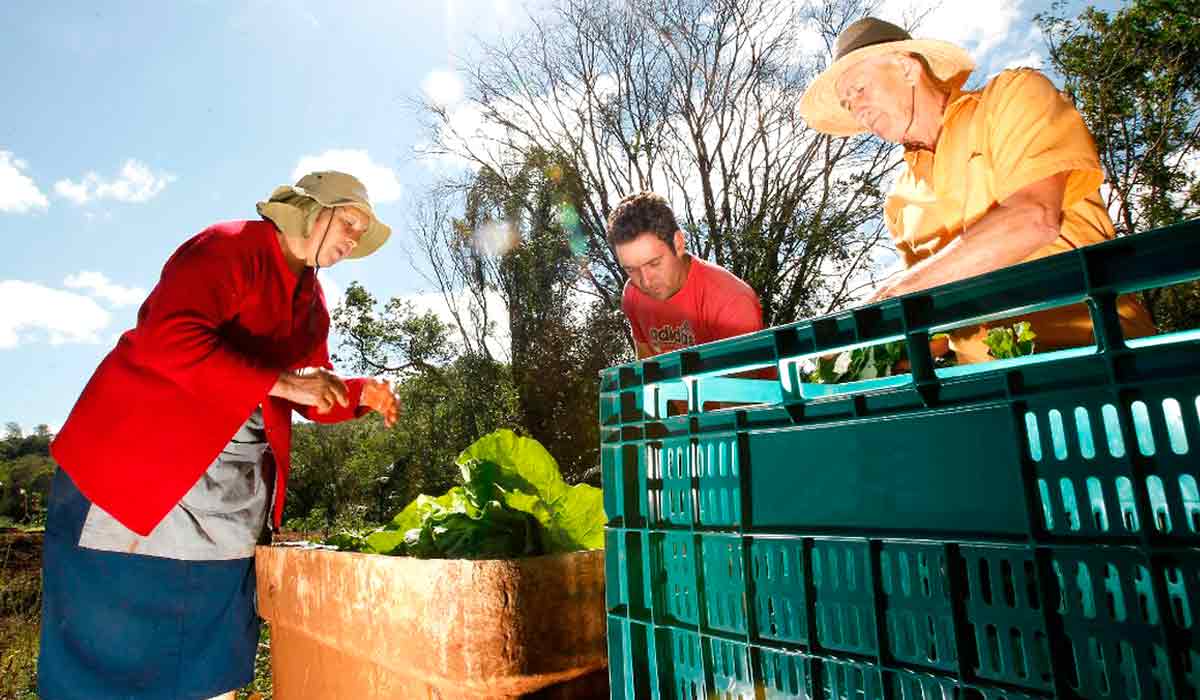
[[621, 256, 764, 356]]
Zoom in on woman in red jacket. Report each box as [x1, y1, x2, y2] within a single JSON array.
[[39, 171, 400, 700]]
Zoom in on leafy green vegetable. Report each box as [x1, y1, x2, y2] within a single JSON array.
[[456, 429, 606, 552], [404, 500, 541, 559], [325, 529, 370, 552], [332, 430, 605, 559], [808, 340, 907, 384], [363, 489, 472, 555], [805, 333, 957, 384], [983, 321, 1037, 359]]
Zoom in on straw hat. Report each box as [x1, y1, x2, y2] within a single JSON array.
[[257, 171, 391, 259], [798, 17, 974, 137]]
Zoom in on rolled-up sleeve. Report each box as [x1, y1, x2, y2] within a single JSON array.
[[982, 69, 1105, 208]]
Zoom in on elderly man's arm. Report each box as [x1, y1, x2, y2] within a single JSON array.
[[870, 171, 1067, 301]]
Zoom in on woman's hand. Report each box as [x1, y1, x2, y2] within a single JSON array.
[[360, 378, 400, 427], [269, 368, 349, 414]]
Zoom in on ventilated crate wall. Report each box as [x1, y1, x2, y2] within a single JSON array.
[[601, 221, 1200, 699]]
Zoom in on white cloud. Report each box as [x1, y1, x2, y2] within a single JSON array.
[[291, 150, 403, 204], [879, 0, 1023, 62], [1166, 149, 1200, 213], [54, 159, 176, 205], [791, 16, 829, 59], [55, 179, 90, 205], [63, 271, 147, 308], [0, 151, 50, 214], [1178, 149, 1200, 184], [0, 280, 112, 349], [318, 274, 343, 311], [421, 68, 465, 108], [1004, 51, 1044, 70], [402, 288, 511, 359]]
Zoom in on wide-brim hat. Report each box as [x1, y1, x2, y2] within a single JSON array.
[[257, 170, 391, 259], [798, 17, 975, 137]]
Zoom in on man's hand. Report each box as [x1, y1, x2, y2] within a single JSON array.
[[270, 368, 349, 414], [360, 378, 400, 427], [870, 172, 1069, 302]]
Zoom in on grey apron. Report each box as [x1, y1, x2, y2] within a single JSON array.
[[77, 407, 274, 561]]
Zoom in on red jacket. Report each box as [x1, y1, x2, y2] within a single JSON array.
[[52, 220, 368, 536]]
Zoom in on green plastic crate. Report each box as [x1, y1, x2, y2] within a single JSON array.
[[601, 220, 1200, 699]]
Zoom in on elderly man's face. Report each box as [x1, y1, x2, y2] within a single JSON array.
[[835, 54, 916, 142]]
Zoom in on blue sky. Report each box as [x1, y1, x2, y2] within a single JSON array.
[[0, 0, 526, 430], [0, 0, 1114, 431]]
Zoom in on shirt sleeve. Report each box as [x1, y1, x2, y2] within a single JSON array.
[[294, 340, 370, 423], [131, 233, 281, 405], [982, 69, 1105, 208], [621, 283, 649, 344], [884, 181, 919, 268], [710, 291, 764, 340]]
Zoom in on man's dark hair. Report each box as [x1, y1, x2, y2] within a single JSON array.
[[606, 192, 680, 247]]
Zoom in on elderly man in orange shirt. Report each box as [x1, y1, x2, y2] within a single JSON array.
[[799, 18, 1155, 362]]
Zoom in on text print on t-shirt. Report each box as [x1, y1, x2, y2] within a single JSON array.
[[649, 320, 696, 350]]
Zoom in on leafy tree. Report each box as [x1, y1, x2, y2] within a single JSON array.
[[452, 151, 631, 481], [1, 423, 52, 462], [328, 281, 527, 496], [285, 418, 395, 531], [1038, 0, 1200, 330], [332, 283, 458, 378], [420, 0, 901, 324], [333, 148, 629, 487], [0, 423, 55, 523], [0, 454, 55, 524]]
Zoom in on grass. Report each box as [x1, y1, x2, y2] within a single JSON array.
[[0, 619, 39, 700], [0, 532, 41, 700], [0, 532, 274, 700], [238, 624, 274, 700]]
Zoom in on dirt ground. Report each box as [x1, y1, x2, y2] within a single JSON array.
[[0, 531, 40, 579]]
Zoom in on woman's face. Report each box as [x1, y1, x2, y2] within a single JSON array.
[[307, 206, 370, 267]]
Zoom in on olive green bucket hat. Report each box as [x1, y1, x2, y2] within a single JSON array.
[[798, 17, 974, 137], [256, 171, 392, 259]]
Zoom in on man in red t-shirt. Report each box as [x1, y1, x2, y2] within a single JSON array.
[[608, 192, 764, 359]]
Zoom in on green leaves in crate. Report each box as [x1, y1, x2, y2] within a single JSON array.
[[808, 340, 907, 384], [984, 321, 1037, 359], [333, 429, 604, 559]]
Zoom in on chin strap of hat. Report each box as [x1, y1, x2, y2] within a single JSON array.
[[900, 85, 919, 148], [307, 206, 337, 332], [312, 205, 337, 276]]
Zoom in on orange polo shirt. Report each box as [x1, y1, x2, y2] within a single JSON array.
[[883, 68, 1154, 362]]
